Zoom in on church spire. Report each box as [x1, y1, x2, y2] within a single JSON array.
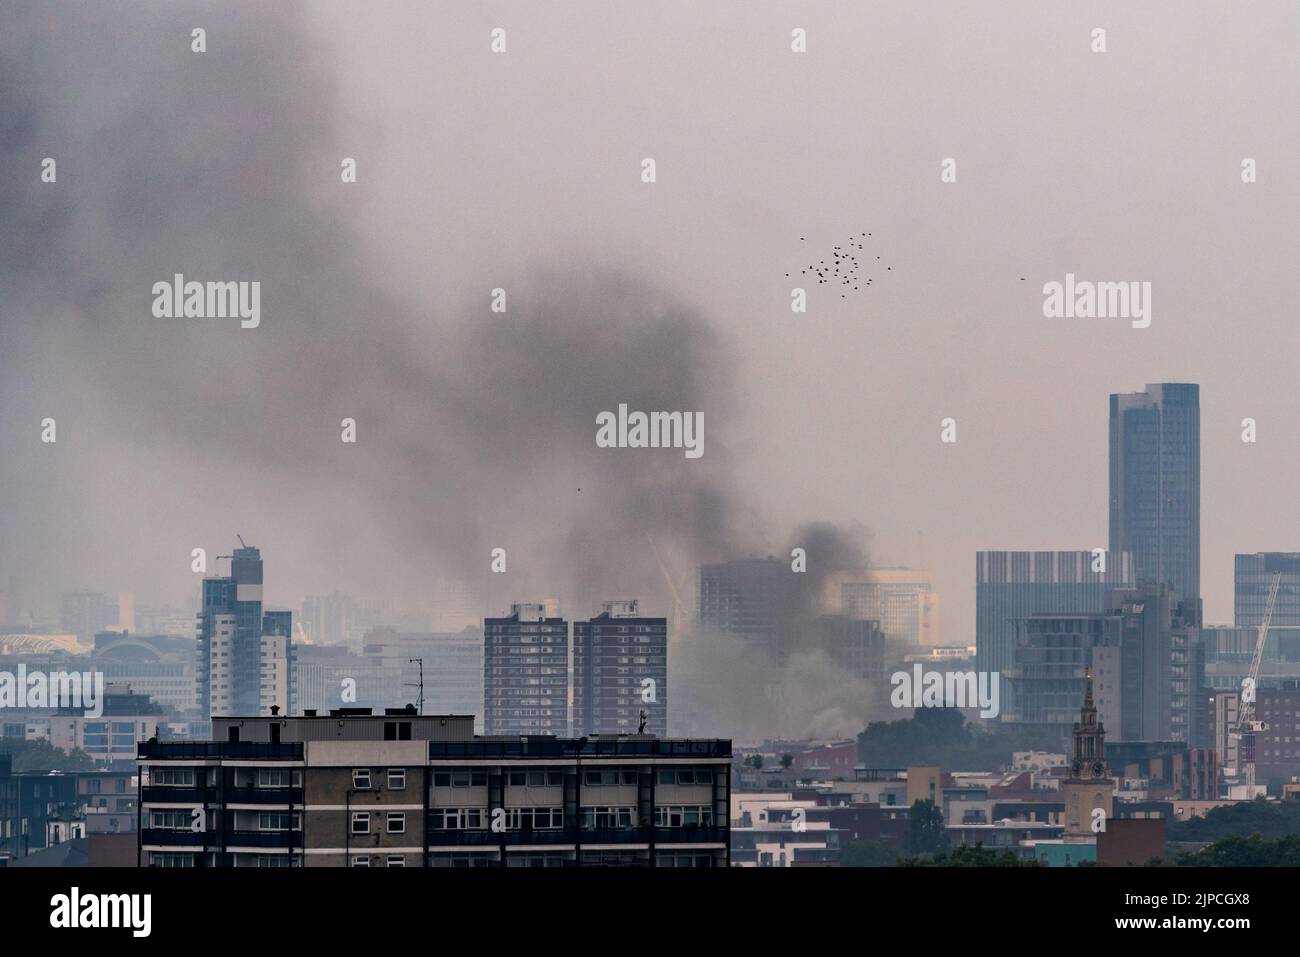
[[1070, 669, 1108, 779]]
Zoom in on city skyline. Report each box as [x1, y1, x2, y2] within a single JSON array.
[[4, 4, 1297, 639]]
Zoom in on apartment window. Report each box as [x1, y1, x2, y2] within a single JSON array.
[[352, 769, 372, 790], [383, 721, 413, 741], [258, 812, 300, 831], [387, 812, 406, 834], [152, 854, 195, 868], [387, 855, 406, 868], [150, 810, 196, 831], [387, 769, 406, 791], [502, 807, 563, 830], [257, 768, 293, 788], [351, 855, 370, 868], [351, 812, 370, 835], [429, 808, 485, 830], [153, 768, 195, 787], [438, 770, 486, 788], [655, 806, 711, 828], [580, 806, 635, 829]]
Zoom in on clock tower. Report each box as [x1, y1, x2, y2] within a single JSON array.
[[1061, 671, 1113, 841]]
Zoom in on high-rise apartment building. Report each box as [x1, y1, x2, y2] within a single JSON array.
[[573, 600, 667, 737], [196, 543, 295, 718], [976, 550, 1134, 676], [137, 709, 730, 867], [1109, 383, 1201, 603], [483, 603, 568, 735]]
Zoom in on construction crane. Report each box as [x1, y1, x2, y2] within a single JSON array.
[[1232, 570, 1282, 788]]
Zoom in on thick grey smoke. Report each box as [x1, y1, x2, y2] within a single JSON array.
[[1, 3, 879, 739], [0, 3, 760, 617]]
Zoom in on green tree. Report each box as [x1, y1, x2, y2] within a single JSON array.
[[1174, 834, 1300, 867], [779, 753, 794, 770], [897, 843, 1042, 867], [0, 738, 97, 772], [857, 707, 1062, 772], [905, 799, 950, 856], [1167, 798, 1300, 843], [839, 840, 903, 867]]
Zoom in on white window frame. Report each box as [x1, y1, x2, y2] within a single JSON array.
[[352, 769, 372, 790], [387, 769, 406, 791], [351, 812, 370, 835], [387, 812, 406, 834]]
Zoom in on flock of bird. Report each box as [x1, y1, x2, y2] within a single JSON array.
[[787, 233, 891, 298]]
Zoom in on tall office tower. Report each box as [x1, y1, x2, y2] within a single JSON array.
[[697, 558, 799, 662], [1109, 383, 1201, 604], [483, 603, 569, 735], [197, 543, 295, 718], [60, 592, 119, 645], [572, 600, 667, 737], [1234, 553, 1300, 626], [976, 550, 1134, 677], [841, 568, 938, 646]]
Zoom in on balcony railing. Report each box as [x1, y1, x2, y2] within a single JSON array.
[[141, 787, 217, 804], [140, 828, 214, 847], [429, 739, 731, 760], [654, 825, 727, 843], [226, 787, 304, 804], [226, 830, 302, 848], [426, 826, 698, 846], [138, 741, 304, 761]]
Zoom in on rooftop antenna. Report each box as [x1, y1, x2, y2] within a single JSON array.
[[407, 658, 424, 715]]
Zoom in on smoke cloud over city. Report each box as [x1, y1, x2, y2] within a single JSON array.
[[0, 3, 885, 740]]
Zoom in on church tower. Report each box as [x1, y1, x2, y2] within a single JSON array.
[[1062, 671, 1114, 841]]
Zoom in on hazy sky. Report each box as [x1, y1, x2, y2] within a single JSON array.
[[2, 1, 1297, 636]]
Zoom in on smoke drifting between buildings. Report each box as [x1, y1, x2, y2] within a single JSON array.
[[0, 4, 883, 739]]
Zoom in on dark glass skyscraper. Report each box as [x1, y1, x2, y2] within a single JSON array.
[[1109, 383, 1201, 604]]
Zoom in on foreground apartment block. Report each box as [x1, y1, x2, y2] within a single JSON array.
[[138, 709, 729, 867]]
